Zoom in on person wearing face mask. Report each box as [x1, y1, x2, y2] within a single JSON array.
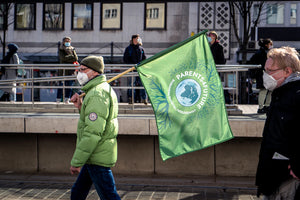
[[123, 34, 147, 104], [59, 36, 78, 64], [57, 36, 78, 103], [69, 56, 121, 200], [207, 31, 228, 103], [207, 31, 226, 65], [248, 38, 273, 113], [256, 47, 300, 200], [0, 43, 19, 101]]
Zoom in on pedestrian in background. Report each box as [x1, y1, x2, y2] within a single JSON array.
[[70, 55, 120, 200], [248, 38, 273, 114], [207, 31, 226, 65], [207, 31, 229, 103], [123, 34, 147, 104], [256, 46, 300, 200], [57, 36, 78, 103], [0, 43, 19, 101]]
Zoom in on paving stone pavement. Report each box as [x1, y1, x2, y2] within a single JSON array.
[[0, 174, 262, 200]]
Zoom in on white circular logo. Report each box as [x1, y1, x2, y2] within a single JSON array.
[[175, 79, 201, 107], [89, 112, 98, 121]]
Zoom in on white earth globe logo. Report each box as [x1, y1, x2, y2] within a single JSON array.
[[175, 79, 201, 107]]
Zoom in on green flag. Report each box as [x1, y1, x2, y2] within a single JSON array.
[[136, 30, 234, 161]]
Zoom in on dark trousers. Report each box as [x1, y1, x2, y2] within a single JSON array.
[[57, 80, 73, 100], [127, 77, 146, 102], [71, 164, 120, 200]]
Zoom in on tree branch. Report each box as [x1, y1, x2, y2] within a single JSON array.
[[253, 2, 265, 28], [229, 2, 241, 45]]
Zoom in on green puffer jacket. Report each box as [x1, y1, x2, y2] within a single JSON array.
[[70, 75, 118, 168]]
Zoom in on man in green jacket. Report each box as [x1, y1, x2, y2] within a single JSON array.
[[70, 55, 120, 200]]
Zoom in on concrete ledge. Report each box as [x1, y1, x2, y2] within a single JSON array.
[[229, 119, 265, 137], [0, 117, 24, 133], [26, 117, 78, 134], [119, 118, 150, 135], [0, 113, 266, 138], [0, 112, 265, 176]]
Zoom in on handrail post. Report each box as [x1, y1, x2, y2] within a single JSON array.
[[62, 68, 65, 103], [31, 65, 34, 107], [236, 70, 239, 104], [131, 73, 134, 109]]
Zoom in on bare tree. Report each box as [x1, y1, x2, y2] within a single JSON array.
[[0, 3, 13, 59], [229, 1, 264, 63]]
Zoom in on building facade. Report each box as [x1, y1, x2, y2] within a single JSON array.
[[0, 2, 232, 63], [0, 1, 299, 63]]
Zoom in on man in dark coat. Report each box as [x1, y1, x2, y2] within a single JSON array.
[[256, 46, 300, 199], [123, 34, 147, 104]]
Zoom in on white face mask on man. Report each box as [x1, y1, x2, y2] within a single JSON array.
[[77, 70, 92, 85], [263, 70, 284, 91]]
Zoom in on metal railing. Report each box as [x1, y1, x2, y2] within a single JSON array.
[[0, 63, 260, 107]]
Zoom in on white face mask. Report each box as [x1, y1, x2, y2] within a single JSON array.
[[263, 71, 277, 91], [77, 71, 91, 85], [137, 38, 142, 44], [64, 42, 71, 47], [263, 70, 284, 91]]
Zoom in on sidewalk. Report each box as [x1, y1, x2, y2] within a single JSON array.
[[0, 173, 261, 200]]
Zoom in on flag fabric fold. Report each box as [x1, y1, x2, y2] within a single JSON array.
[[136, 30, 234, 161]]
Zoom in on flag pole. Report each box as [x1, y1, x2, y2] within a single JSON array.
[[78, 66, 136, 98]]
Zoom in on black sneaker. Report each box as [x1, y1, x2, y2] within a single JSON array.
[[257, 108, 266, 114]]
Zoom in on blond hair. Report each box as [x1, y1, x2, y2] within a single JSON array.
[[267, 46, 300, 72]]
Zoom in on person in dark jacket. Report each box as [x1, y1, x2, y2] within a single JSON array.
[[248, 38, 273, 113], [0, 43, 19, 101], [207, 31, 229, 103], [207, 31, 226, 65], [57, 36, 78, 103], [123, 34, 147, 104], [256, 46, 300, 200]]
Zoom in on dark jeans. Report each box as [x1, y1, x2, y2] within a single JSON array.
[[128, 77, 146, 102], [71, 164, 120, 200], [57, 80, 73, 100]]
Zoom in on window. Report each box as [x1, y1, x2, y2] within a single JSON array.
[[104, 9, 118, 19], [44, 4, 64, 30], [147, 8, 159, 19], [104, 9, 111, 18], [267, 3, 284, 24], [101, 3, 122, 30], [111, 9, 118, 18], [145, 3, 166, 30], [15, 4, 35, 30], [290, 4, 297, 25], [72, 3, 92, 30], [253, 4, 260, 21]]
